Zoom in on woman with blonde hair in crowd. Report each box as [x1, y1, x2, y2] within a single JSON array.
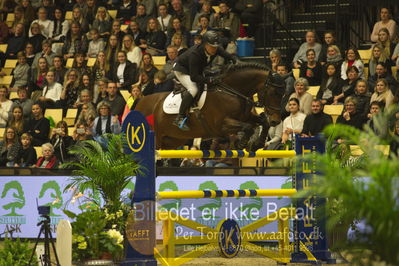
[[336, 96, 365, 130], [122, 34, 142, 65], [286, 78, 313, 115], [370, 78, 394, 108], [369, 44, 390, 77], [76, 102, 97, 128], [60, 69, 80, 109], [375, 27, 396, 60], [139, 53, 158, 80], [171, 33, 188, 55], [104, 34, 120, 76], [71, 7, 89, 33], [92, 6, 113, 39], [140, 18, 167, 55], [7, 106, 25, 137], [325, 45, 343, 68], [0, 127, 21, 167], [370, 8, 397, 42]]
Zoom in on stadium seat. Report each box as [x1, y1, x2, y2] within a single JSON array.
[[120, 90, 130, 102], [324, 104, 344, 123], [358, 48, 372, 64], [364, 67, 369, 80], [6, 13, 14, 27], [120, 25, 128, 31], [2, 68, 13, 75], [34, 146, 43, 158], [108, 10, 117, 19], [87, 58, 97, 67], [45, 109, 63, 125], [293, 68, 300, 80], [307, 86, 320, 98], [392, 66, 398, 80], [9, 91, 18, 100], [4, 59, 17, 69], [0, 44, 7, 53], [212, 6, 220, 13], [153, 56, 166, 69], [0, 128, 4, 140], [65, 11, 72, 20], [0, 75, 13, 86], [65, 109, 78, 126], [66, 58, 74, 68]]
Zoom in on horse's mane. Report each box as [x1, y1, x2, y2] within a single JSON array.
[[222, 62, 270, 76]]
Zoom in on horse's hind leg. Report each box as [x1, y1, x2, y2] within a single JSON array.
[[221, 117, 255, 150]]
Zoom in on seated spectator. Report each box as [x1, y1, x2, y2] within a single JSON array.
[[76, 102, 96, 128], [169, 0, 192, 31], [370, 78, 394, 108], [194, 15, 213, 37], [389, 120, 399, 155], [286, 78, 313, 115], [166, 17, 190, 48], [368, 62, 398, 94], [20, 0, 36, 25], [301, 99, 332, 137], [34, 142, 59, 169], [5, 23, 26, 59], [205, 137, 237, 167], [118, 0, 137, 24], [0, 20, 8, 44], [111, 20, 126, 43], [106, 82, 126, 116], [317, 63, 343, 105], [180, 145, 204, 167], [95, 78, 109, 105], [319, 31, 342, 65], [62, 21, 89, 60], [157, 4, 172, 34], [341, 48, 364, 80], [299, 49, 322, 86], [210, 1, 240, 41], [336, 97, 365, 130], [192, 1, 213, 30], [52, 7, 69, 42], [141, 18, 167, 55], [133, 4, 150, 33], [324, 45, 343, 70], [92, 52, 110, 85], [282, 98, 306, 144], [369, 44, 391, 77], [171, 33, 188, 55], [136, 70, 155, 96], [269, 49, 283, 73], [366, 101, 385, 137], [29, 7, 54, 39], [0, 86, 13, 127], [334, 66, 361, 104], [7, 106, 25, 136], [122, 34, 142, 65], [264, 122, 283, 150], [351, 79, 371, 120], [139, 53, 158, 80], [87, 28, 105, 58], [23, 102, 50, 146], [140, 0, 157, 17], [104, 34, 120, 76], [91, 101, 121, 137], [92, 6, 113, 39], [41, 0, 55, 20], [163, 45, 178, 80], [10, 7, 28, 34], [375, 28, 396, 60], [85, 0, 97, 25], [24, 42, 36, 66], [14, 133, 37, 167], [39, 70, 62, 108], [52, 56, 67, 85], [11, 87, 33, 119], [60, 69, 80, 109], [29, 57, 49, 97], [122, 85, 143, 120], [126, 20, 146, 46], [112, 51, 138, 91], [71, 7, 89, 34], [72, 53, 90, 76], [370, 8, 397, 42], [193, 34, 202, 45], [0, 127, 21, 167], [276, 64, 295, 119], [28, 22, 46, 54], [50, 121, 74, 163], [151, 70, 174, 94], [234, 0, 261, 37], [11, 52, 31, 89], [292, 30, 322, 68]]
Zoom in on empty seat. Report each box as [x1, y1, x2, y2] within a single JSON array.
[[4, 59, 17, 69], [9, 91, 18, 100], [65, 11, 72, 20], [0, 75, 13, 86], [44, 109, 63, 125], [153, 56, 166, 69], [358, 48, 372, 64], [293, 68, 300, 80], [34, 146, 43, 158], [0, 44, 8, 53], [66, 58, 74, 68], [87, 58, 97, 67], [65, 108, 78, 126], [324, 104, 344, 123], [307, 86, 320, 99], [108, 10, 117, 19]]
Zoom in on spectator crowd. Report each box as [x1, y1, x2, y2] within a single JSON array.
[[0, 1, 398, 168]]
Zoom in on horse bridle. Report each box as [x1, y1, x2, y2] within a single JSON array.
[[261, 74, 285, 114]]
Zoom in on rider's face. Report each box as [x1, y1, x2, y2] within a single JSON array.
[[204, 43, 217, 55]]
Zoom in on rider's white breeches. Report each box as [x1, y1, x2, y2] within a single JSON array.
[[174, 71, 198, 97]]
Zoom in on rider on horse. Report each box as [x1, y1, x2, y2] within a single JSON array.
[[172, 30, 236, 131]]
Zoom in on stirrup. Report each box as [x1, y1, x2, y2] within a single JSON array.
[[173, 117, 190, 131]]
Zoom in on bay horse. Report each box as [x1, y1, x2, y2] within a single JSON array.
[[135, 63, 285, 150]]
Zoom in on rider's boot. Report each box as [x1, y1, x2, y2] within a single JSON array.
[[173, 92, 194, 131]]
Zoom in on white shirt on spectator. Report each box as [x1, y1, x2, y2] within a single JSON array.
[[341, 59, 364, 80], [158, 15, 172, 33], [30, 19, 54, 38], [42, 82, 63, 102], [282, 112, 306, 140], [88, 39, 106, 58], [117, 63, 126, 84], [127, 47, 142, 65], [370, 19, 397, 42], [0, 100, 13, 127]]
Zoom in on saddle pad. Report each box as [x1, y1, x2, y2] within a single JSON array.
[[163, 91, 207, 114]]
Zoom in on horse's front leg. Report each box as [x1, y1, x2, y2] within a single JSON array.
[[221, 117, 256, 150], [246, 112, 271, 151]]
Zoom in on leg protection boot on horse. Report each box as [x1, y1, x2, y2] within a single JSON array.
[[237, 124, 255, 150], [173, 92, 194, 131]]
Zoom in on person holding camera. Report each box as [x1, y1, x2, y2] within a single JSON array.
[[73, 122, 93, 143], [50, 121, 74, 163]]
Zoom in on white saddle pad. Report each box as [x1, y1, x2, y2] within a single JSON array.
[[163, 91, 207, 114]]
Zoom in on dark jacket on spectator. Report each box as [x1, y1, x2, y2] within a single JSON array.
[[302, 112, 333, 136], [127, 29, 147, 46], [28, 34, 46, 54], [62, 34, 89, 55], [14, 145, 37, 167], [118, 1, 136, 23], [317, 76, 344, 104], [148, 79, 174, 94], [336, 111, 365, 130], [299, 62, 323, 86], [106, 94, 127, 117], [23, 117, 50, 146], [0, 141, 21, 166], [145, 31, 167, 52], [352, 93, 371, 120], [111, 61, 138, 90], [6, 35, 26, 57], [50, 135, 74, 163]]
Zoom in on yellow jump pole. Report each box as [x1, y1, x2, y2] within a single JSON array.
[[157, 189, 297, 199], [157, 149, 296, 159]]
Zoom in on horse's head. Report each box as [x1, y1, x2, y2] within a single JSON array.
[[258, 73, 285, 127]]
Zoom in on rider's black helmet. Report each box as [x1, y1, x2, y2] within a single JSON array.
[[203, 31, 220, 47]]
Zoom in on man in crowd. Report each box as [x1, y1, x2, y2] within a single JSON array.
[[301, 99, 332, 137], [106, 82, 126, 117]]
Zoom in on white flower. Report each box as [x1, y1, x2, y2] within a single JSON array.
[[107, 229, 124, 245]]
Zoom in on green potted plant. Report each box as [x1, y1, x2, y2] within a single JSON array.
[[0, 237, 37, 266], [62, 134, 141, 264], [300, 108, 399, 264]]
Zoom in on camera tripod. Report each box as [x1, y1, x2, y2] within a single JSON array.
[[28, 215, 60, 266]]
